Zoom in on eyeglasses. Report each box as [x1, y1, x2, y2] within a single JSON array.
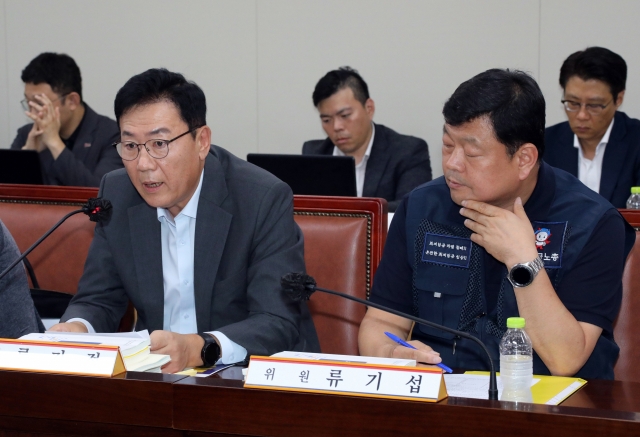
[[561, 99, 612, 116], [20, 93, 69, 112], [113, 126, 202, 161]]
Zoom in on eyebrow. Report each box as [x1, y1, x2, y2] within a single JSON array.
[[564, 93, 608, 103], [319, 107, 351, 118], [121, 127, 171, 138], [442, 125, 480, 144]]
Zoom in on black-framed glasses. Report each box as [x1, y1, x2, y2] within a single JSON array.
[[20, 93, 69, 112], [561, 99, 612, 116], [113, 126, 202, 161]]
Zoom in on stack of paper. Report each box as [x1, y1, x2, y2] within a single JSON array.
[[20, 330, 171, 372], [271, 351, 417, 367]]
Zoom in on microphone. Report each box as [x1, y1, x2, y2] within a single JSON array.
[[281, 272, 499, 400], [0, 198, 112, 283]]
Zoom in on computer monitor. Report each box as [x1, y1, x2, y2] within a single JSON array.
[[247, 154, 356, 197], [0, 150, 44, 184]]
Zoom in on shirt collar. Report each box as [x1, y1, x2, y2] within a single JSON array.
[[333, 123, 375, 163], [157, 170, 205, 223], [522, 161, 555, 220], [573, 117, 615, 151]]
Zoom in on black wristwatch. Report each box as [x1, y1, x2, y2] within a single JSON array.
[[198, 333, 221, 367], [507, 256, 545, 288]]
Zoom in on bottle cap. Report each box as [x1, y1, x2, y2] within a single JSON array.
[[506, 317, 525, 329], [632, 187, 640, 194]]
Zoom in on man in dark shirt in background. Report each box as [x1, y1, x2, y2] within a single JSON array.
[[10, 52, 122, 187], [303, 67, 431, 212]]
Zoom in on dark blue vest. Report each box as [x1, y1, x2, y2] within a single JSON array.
[[404, 162, 629, 379]]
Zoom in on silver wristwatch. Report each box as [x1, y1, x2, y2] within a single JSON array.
[[507, 256, 545, 288]]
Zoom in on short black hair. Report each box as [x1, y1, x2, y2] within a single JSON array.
[[559, 47, 627, 100], [443, 69, 546, 159], [114, 68, 206, 133], [21, 52, 82, 100], [312, 67, 370, 107]]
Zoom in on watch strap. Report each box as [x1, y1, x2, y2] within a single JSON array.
[[198, 333, 221, 367]]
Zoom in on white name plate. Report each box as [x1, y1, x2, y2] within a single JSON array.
[[245, 356, 447, 402], [0, 338, 126, 377]]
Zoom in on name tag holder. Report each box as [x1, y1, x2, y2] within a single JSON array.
[[0, 338, 126, 377], [244, 356, 448, 402]]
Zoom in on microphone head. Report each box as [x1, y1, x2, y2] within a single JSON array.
[[83, 198, 113, 222], [281, 272, 316, 301]]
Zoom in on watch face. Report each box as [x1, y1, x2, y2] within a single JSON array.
[[200, 335, 221, 367], [511, 265, 533, 287], [205, 342, 220, 365]]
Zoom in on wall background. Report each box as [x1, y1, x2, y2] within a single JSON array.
[[1, 0, 638, 178]]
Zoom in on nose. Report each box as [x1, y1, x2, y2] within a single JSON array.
[[136, 145, 157, 171], [576, 104, 590, 120], [332, 117, 344, 132], [444, 146, 464, 172]]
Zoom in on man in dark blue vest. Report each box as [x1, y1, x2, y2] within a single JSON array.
[[359, 69, 635, 379]]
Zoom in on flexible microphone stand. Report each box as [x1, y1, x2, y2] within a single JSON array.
[[282, 272, 499, 400]]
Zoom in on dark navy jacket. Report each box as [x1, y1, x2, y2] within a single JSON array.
[[400, 163, 634, 379], [303, 123, 431, 212], [545, 111, 640, 208]]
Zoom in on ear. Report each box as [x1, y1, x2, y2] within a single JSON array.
[[365, 98, 375, 120], [196, 126, 212, 160], [516, 143, 538, 181], [615, 90, 625, 108], [65, 92, 81, 110]]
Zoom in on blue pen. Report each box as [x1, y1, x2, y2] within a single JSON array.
[[384, 331, 453, 373]]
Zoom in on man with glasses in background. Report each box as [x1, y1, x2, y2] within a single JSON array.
[[50, 68, 319, 372], [545, 47, 640, 208], [10, 52, 121, 187]]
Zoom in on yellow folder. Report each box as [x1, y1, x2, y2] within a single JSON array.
[[465, 371, 587, 405]]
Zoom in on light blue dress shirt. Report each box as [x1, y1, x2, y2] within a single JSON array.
[[70, 170, 247, 365]]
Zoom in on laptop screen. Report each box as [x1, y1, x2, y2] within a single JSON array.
[[247, 154, 356, 197], [0, 150, 44, 185]]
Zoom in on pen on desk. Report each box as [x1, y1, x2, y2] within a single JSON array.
[[384, 331, 453, 373]]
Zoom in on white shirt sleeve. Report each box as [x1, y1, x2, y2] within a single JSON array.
[[64, 318, 96, 333], [208, 330, 248, 364]]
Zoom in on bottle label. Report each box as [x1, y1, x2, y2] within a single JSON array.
[[532, 221, 567, 269]]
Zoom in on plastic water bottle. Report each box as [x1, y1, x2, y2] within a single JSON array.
[[499, 317, 533, 402], [626, 187, 640, 209]]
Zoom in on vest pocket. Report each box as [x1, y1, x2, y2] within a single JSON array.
[[414, 262, 469, 339]]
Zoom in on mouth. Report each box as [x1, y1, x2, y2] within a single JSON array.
[[446, 177, 464, 189], [142, 181, 163, 193], [334, 137, 350, 145]]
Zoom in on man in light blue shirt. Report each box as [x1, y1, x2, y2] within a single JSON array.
[[51, 69, 319, 372]]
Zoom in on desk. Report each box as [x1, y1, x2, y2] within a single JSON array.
[[0, 370, 186, 436], [1, 369, 639, 436]]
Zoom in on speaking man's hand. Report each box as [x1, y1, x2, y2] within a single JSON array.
[[150, 330, 205, 374], [48, 321, 89, 333]]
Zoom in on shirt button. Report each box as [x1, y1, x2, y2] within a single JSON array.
[[183, 280, 189, 285], [180, 240, 185, 245], [184, 314, 189, 319]]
